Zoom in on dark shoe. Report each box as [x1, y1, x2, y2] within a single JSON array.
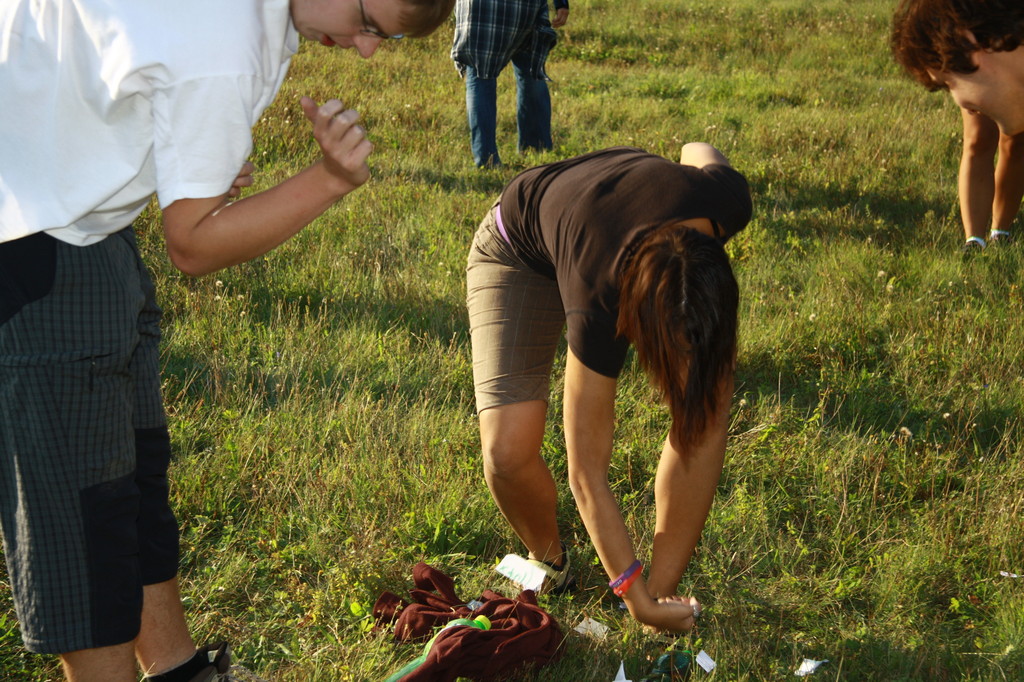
[[190, 643, 268, 682], [187, 642, 231, 682], [526, 541, 576, 594]]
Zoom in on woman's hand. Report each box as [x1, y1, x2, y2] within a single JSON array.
[[634, 595, 701, 633]]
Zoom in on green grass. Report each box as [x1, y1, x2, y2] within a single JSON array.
[[3, 0, 1024, 679]]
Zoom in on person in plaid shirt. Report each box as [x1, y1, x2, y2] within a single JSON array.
[[451, 0, 570, 168]]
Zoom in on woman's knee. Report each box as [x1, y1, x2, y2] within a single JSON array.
[[999, 131, 1024, 160], [482, 439, 543, 480], [963, 113, 999, 155]]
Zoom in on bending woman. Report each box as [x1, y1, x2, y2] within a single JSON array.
[[466, 143, 752, 632]]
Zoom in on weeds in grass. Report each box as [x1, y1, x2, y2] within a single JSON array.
[[3, 0, 1023, 679]]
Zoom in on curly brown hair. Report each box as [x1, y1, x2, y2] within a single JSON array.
[[891, 0, 1024, 90], [616, 223, 738, 450]]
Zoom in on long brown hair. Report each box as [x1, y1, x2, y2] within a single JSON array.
[[617, 222, 738, 449], [891, 0, 1024, 90]]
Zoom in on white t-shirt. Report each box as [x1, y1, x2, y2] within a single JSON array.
[[0, 0, 298, 246]]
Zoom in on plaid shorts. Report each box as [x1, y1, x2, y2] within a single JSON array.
[[466, 205, 566, 413], [0, 228, 179, 654]]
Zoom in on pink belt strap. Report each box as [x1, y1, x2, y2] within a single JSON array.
[[495, 203, 511, 245]]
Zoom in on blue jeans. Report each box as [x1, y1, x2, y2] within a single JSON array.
[[465, 60, 552, 168]]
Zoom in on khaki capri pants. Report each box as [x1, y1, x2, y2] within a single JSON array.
[[466, 204, 566, 413]]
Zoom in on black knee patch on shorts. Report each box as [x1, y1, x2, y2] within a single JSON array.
[[80, 471, 143, 648], [0, 232, 57, 326], [135, 427, 180, 584]]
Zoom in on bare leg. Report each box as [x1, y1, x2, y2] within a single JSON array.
[[61, 642, 136, 682], [61, 577, 195, 680], [992, 130, 1024, 233], [135, 577, 196, 675], [480, 401, 563, 564], [959, 109, 999, 240]]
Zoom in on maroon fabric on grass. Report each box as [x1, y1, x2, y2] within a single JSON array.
[[373, 562, 564, 681]]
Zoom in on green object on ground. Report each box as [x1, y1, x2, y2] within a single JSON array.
[[385, 615, 492, 681], [639, 649, 693, 681]]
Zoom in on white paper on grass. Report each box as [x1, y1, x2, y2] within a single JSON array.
[[696, 650, 716, 672], [574, 616, 611, 638], [613, 661, 631, 681], [495, 554, 548, 592], [795, 659, 829, 676], [1000, 571, 1021, 578]]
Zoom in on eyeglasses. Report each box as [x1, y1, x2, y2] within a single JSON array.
[[358, 0, 404, 40]]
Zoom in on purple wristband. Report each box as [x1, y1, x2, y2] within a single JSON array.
[[608, 560, 642, 594]]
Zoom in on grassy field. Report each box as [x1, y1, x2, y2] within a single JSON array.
[[3, 0, 1024, 679]]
